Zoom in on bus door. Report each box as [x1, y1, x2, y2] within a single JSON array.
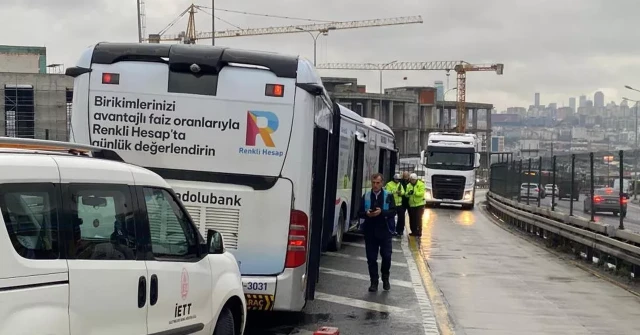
[[321, 101, 341, 252], [305, 95, 339, 301], [349, 130, 366, 226]]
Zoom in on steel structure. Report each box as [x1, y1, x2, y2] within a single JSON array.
[[146, 4, 423, 43], [315, 61, 504, 132]]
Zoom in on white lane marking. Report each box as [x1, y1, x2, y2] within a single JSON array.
[[324, 252, 408, 267], [315, 292, 408, 314], [401, 235, 441, 334], [342, 241, 403, 253], [319, 267, 413, 288]]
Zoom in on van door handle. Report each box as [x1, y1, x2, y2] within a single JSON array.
[[138, 276, 146, 308], [150, 274, 158, 306]]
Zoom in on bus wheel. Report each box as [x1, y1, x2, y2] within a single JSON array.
[[328, 209, 345, 251]]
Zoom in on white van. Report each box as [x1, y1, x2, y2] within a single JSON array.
[[0, 138, 246, 335]]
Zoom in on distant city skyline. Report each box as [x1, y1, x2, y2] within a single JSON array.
[[507, 90, 631, 112]]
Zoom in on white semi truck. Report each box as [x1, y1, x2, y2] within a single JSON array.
[[420, 132, 481, 210]]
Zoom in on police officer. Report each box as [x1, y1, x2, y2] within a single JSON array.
[[359, 172, 396, 292], [385, 173, 405, 237], [405, 173, 426, 237], [397, 171, 411, 236]]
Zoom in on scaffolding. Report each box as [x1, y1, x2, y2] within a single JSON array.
[[0, 72, 73, 141]]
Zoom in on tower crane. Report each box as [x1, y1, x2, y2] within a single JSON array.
[[146, 3, 423, 43], [315, 61, 504, 133]]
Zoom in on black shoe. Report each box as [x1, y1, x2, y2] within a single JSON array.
[[368, 281, 378, 292], [382, 279, 391, 291]]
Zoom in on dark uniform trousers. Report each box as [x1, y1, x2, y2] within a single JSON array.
[[364, 229, 393, 281], [360, 191, 396, 282], [397, 180, 410, 235]]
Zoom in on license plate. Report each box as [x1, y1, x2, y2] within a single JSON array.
[[606, 200, 616, 204], [443, 199, 453, 202], [245, 294, 275, 311]]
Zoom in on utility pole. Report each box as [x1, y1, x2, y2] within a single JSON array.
[[635, 102, 638, 199], [296, 27, 335, 66], [377, 60, 397, 116], [211, 0, 215, 45], [136, 0, 143, 43]]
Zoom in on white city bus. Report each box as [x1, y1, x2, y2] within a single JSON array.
[[333, 112, 396, 249], [65, 42, 396, 312]]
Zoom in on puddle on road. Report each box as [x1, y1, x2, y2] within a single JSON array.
[[547, 276, 575, 283]]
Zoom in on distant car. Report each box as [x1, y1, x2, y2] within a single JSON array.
[[558, 180, 580, 201], [583, 188, 628, 217], [544, 184, 559, 197], [520, 183, 540, 201]]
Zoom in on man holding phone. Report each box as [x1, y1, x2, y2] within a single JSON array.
[[359, 173, 397, 292]]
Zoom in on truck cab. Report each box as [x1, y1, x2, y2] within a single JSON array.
[[420, 132, 481, 210]]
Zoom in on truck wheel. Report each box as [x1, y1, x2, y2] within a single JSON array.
[[213, 308, 235, 335], [328, 209, 345, 251]]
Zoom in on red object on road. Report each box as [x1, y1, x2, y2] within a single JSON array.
[[314, 326, 340, 335]]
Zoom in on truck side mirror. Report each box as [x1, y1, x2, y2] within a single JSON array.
[[474, 153, 481, 168], [420, 150, 426, 165]]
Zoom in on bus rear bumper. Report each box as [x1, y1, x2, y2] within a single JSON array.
[[242, 265, 307, 312]]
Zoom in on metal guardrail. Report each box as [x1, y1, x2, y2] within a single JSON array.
[[486, 191, 640, 277]]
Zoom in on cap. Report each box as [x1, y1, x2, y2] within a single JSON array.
[[394, 173, 401, 179], [409, 173, 418, 180]]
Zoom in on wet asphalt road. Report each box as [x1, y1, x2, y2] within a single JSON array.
[[244, 232, 436, 335], [426, 191, 640, 334], [244, 189, 640, 334]]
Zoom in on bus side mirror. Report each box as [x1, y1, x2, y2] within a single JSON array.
[[474, 153, 481, 168]]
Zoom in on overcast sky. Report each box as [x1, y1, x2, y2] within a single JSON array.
[[2, 0, 640, 110]]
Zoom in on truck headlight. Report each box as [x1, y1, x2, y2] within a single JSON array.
[[464, 191, 473, 201]]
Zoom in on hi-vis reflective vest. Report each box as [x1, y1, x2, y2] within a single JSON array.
[[405, 180, 426, 207], [364, 190, 390, 212], [385, 181, 405, 206]]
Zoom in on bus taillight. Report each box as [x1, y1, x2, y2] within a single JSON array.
[[285, 210, 308, 268], [102, 73, 120, 85], [265, 84, 284, 97]]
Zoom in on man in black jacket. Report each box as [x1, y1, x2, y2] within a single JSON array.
[[396, 171, 410, 237], [359, 173, 397, 292]]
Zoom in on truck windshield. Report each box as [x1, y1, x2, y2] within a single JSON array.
[[426, 151, 474, 170]]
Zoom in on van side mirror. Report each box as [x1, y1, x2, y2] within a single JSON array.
[[206, 229, 225, 254]]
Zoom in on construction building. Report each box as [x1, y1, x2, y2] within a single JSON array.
[[322, 77, 493, 160], [0, 45, 72, 141]]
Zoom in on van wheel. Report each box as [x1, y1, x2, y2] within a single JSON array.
[[328, 209, 345, 251], [213, 308, 235, 335]]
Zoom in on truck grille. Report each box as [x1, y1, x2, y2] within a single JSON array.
[[432, 175, 466, 200]]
